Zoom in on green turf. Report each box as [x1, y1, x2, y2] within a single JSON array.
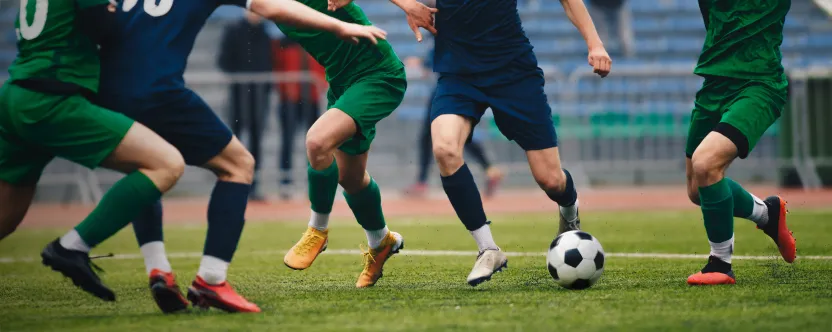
[[1, 210, 831, 331]]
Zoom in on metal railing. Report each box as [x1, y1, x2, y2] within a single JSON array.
[[32, 65, 832, 202]]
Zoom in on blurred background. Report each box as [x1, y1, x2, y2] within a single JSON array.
[[1, 0, 831, 204]]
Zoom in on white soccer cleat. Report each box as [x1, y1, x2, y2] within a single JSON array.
[[466, 249, 508, 287]]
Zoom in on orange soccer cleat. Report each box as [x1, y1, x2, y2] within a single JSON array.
[[760, 196, 796, 263], [187, 276, 261, 313], [356, 231, 404, 288]]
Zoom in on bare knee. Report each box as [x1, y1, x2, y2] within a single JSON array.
[[534, 169, 566, 194], [432, 138, 464, 176], [137, 145, 184, 193], [690, 151, 727, 187], [686, 183, 701, 206], [305, 133, 336, 170], [340, 171, 370, 194], [207, 140, 255, 184]]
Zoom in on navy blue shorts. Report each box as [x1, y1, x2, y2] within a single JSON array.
[[430, 54, 557, 151], [95, 90, 233, 166]]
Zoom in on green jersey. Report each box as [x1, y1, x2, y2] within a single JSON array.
[[694, 0, 790, 82], [10, 0, 108, 92], [275, 1, 403, 86]]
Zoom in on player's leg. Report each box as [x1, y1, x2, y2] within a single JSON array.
[[430, 76, 506, 286], [332, 75, 407, 287], [17, 89, 185, 301], [0, 181, 36, 241]]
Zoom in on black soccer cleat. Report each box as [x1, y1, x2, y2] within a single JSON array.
[[41, 239, 116, 302]]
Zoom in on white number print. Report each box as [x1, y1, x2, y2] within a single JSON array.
[[18, 0, 48, 40], [123, 0, 174, 17]]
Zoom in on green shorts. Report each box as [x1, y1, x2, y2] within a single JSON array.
[[0, 83, 134, 184], [328, 68, 407, 155], [685, 77, 787, 159]]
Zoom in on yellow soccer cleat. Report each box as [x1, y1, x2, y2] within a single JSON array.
[[356, 231, 404, 288], [284, 227, 328, 270]]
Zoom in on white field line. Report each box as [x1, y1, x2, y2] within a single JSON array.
[[1, 249, 831, 264]]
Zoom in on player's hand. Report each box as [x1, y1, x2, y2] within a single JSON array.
[[335, 23, 388, 45], [402, 0, 438, 42], [327, 0, 353, 11], [588, 46, 611, 78]]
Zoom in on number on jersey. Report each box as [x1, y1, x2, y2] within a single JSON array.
[[18, 0, 48, 40], [123, 0, 174, 17]]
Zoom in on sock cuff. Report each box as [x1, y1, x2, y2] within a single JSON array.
[[133, 171, 163, 198], [307, 159, 338, 175], [698, 178, 732, 203], [343, 177, 379, 201], [440, 163, 473, 185]]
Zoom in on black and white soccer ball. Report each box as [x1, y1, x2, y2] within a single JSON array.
[[546, 230, 605, 290]]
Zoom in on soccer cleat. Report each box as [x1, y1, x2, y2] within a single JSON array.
[[187, 276, 261, 313], [687, 256, 736, 285], [484, 167, 505, 198], [284, 227, 328, 270], [557, 208, 581, 235], [41, 239, 116, 302], [760, 196, 796, 263], [149, 269, 189, 314], [466, 249, 508, 287], [356, 231, 404, 288]]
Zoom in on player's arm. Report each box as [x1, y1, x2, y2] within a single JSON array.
[[75, 0, 119, 45], [559, 0, 611, 77], [325, 0, 437, 42], [244, 0, 387, 45]]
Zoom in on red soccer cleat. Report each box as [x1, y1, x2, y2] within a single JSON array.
[[149, 269, 189, 314], [187, 276, 261, 313], [687, 256, 736, 286], [760, 196, 796, 263]]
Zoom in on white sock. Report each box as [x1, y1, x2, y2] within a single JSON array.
[[559, 199, 579, 223], [748, 195, 769, 227], [709, 235, 734, 264], [197, 255, 229, 285], [308, 210, 330, 231], [365, 226, 389, 249], [59, 229, 90, 252], [140, 241, 172, 275], [470, 224, 499, 252]]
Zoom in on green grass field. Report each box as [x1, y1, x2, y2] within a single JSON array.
[[1, 210, 831, 331]]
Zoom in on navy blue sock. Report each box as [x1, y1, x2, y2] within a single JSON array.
[[132, 199, 163, 246], [546, 169, 578, 207], [204, 181, 250, 262], [441, 164, 488, 231]]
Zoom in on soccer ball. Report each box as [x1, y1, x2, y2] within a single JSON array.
[[546, 230, 605, 290]]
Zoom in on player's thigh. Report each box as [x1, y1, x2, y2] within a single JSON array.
[[135, 91, 235, 167], [488, 70, 557, 151], [331, 72, 407, 156], [685, 78, 725, 158], [719, 81, 785, 159], [306, 107, 359, 155], [334, 150, 370, 194]]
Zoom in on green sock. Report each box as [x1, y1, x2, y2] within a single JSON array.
[[698, 178, 734, 243], [308, 160, 339, 214], [74, 171, 162, 247], [725, 178, 755, 219], [343, 178, 386, 231]]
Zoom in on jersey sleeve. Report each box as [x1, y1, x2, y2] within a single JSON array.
[[217, 0, 251, 9], [75, 0, 113, 9]]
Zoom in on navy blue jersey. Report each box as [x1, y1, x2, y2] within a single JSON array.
[[433, 0, 533, 75], [98, 0, 247, 99]]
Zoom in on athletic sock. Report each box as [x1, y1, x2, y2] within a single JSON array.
[[546, 169, 579, 215], [307, 160, 339, 229], [203, 181, 249, 262], [133, 199, 164, 245], [441, 164, 488, 231], [709, 235, 735, 264], [343, 178, 388, 246], [141, 241, 172, 275], [308, 211, 329, 231], [197, 255, 230, 285], [73, 171, 162, 248], [725, 178, 769, 227], [59, 229, 91, 252], [470, 223, 499, 252], [699, 178, 735, 261]]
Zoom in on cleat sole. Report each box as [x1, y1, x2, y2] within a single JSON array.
[[467, 261, 508, 287], [151, 282, 189, 314]]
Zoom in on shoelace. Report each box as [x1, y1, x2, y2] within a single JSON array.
[[294, 232, 322, 255], [360, 244, 376, 274], [86, 253, 114, 273]]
